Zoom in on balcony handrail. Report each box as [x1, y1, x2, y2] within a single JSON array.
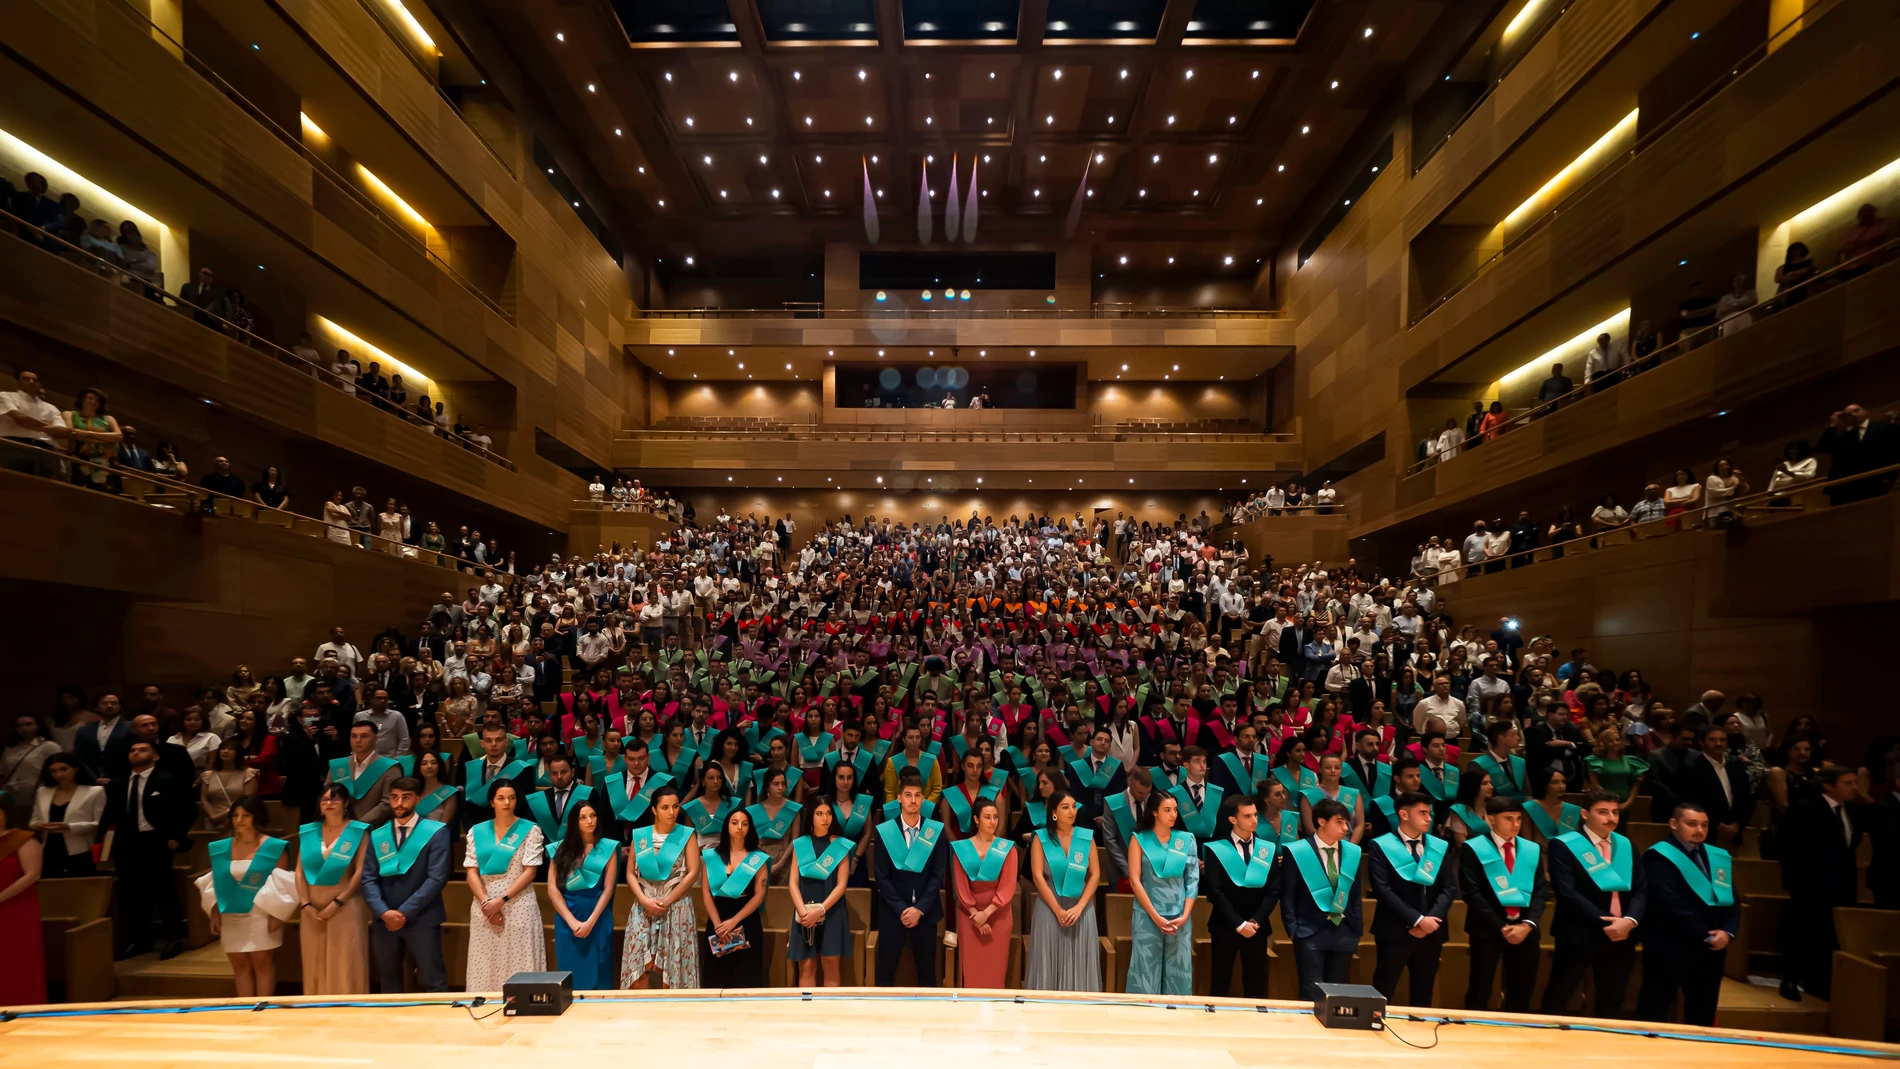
[[1402, 231, 1900, 479], [0, 206, 518, 472], [3, 436, 503, 573], [340, 0, 517, 179], [1410, 0, 1844, 326], [103, 0, 513, 322], [616, 426, 1295, 444], [1410, 0, 1586, 174], [639, 305, 1284, 320]]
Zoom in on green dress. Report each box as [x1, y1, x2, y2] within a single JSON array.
[[1585, 754, 1648, 798], [68, 412, 110, 487]]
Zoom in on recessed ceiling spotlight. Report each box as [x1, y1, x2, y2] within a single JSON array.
[[815, 155, 823, 162], [857, 69, 867, 80], [824, 189, 831, 197], [745, 117, 753, 125], [614, 128, 623, 136], [1251, 70, 1259, 78], [1277, 164, 1286, 172], [793, 71, 801, 80], [1152, 153, 1161, 163], [586, 83, 596, 92], [1228, 116, 1236, 124], [785, 363, 792, 370], [771, 189, 780, 198], [1046, 115, 1054, 124], [1138, 188, 1146, 197], [866, 116, 874, 124], [637, 166, 646, 173], [1256, 197, 1264, 205], [703, 155, 712, 164], [718, 190, 727, 197], [805, 116, 813, 125], [1301, 125, 1310, 134], [1330, 80, 1340, 89], [1185, 69, 1195, 79], [729, 71, 739, 82], [1033, 189, 1041, 196], [685, 256, 695, 264], [1167, 257, 1175, 264], [982, 155, 991, 163], [1053, 69, 1062, 80], [657, 198, 665, 206], [1119, 68, 1129, 78], [662, 71, 670, 81], [668, 348, 675, 355], [1096, 153, 1105, 163], [1363, 26, 1374, 37], [1040, 154, 1047, 162], [1166, 115, 1176, 124], [1208, 153, 1218, 163], [1118, 256, 1127, 264], [555, 32, 565, 41], [1222, 255, 1233, 265], [685, 117, 694, 126]]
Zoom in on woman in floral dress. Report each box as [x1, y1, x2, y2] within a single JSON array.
[[621, 784, 703, 988]]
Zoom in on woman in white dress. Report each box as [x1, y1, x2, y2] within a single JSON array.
[[197, 796, 296, 997], [323, 490, 353, 545], [377, 498, 405, 553], [621, 784, 703, 988], [461, 782, 546, 991]]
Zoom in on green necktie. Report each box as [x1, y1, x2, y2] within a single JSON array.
[[1323, 846, 1345, 925]]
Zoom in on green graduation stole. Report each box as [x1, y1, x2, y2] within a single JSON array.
[[329, 755, 397, 799], [471, 818, 532, 875], [466, 757, 533, 806], [1371, 832, 1449, 886], [1555, 832, 1633, 892], [1466, 835, 1539, 908], [1217, 751, 1269, 792], [796, 731, 833, 765], [1037, 828, 1093, 898], [794, 835, 853, 880], [1103, 792, 1137, 839], [1067, 755, 1122, 792], [1524, 801, 1583, 839], [683, 793, 739, 837], [1136, 829, 1196, 880], [1340, 760, 1391, 799], [1205, 837, 1277, 888], [415, 784, 459, 821], [834, 794, 873, 840], [551, 836, 619, 890], [1417, 762, 1460, 802], [876, 817, 944, 873], [1262, 809, 1301, 844], [606, 771, 672, 824], [630, 824, 693, 882], [746, 800, 803, 842], [527, 783, 595, 841], [1284, 837, 1360, 920], [1168, 781, 1224, 839], [649, 741, 697, 783], [208, 836, 287, 914], [297, 820, 368, 887], [369, 819, 445, 876], [702, 847, 771, 897], [951, 837, 1013, 882], [942, 781, 1002, 833], [1272, 764, 1318, 795], [1649, 840, 1734, 906], [587, 752, 626, 782], [825, 747, 875, 784], [1473, 753, 1528, 798]]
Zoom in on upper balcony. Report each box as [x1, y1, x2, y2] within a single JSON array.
[[627, 304, 1295, 352]]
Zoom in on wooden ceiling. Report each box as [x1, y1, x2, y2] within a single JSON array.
[[470, 0, 1458, 275]]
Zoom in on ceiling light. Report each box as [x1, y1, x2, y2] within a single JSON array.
[[1086, 189, 1093, 197], [1040, 154, 1047, 162], [614, 128, 623, 136], [877, 476, 883, 483], [1228, 116, 1237, 124], [815, 155, 823, 162], [805, 116, 813, 125], [1120, 69, 1129, 79], [637, 166, 646, 173], [1208, 153, 1218, 163], [1167, 257, 1174, 264], [1029, 349, 1035, 356], [1185, 69, 1194, 79], [824, 189, 831, 197], [1046, 115, 1054, 124], [925, 117, 932, 124], [857, 69, 867, 80], [729, 349, 734, 355], [737, 362, 744, 368], [1301, 125, 1310, 134], [1251, 70, 1260, 78], [1364, 26, 1374, 37], [685, 117, 694, 126], [745, 117, 753, 125], [1330, 80, 1340, 90], [1222, 256, 1233, 265], [979, 349, 985, 355], [928, 155, 935, 163], [657, 199, 665, 206], [786, 363, 792, 370], [871, 155, 878, 163], [1096, 153, 1105, 163], [793, 71, 801, 80], [759, 155, 768, 164], [719, 190, 727, 197], [1118, 256, 1127, 264], [1167, 115, 1176, 124], [876, 189, 883, 197], [668, 348, 675, 355], [1138, 188, 1146, 197], [987, 117, 993, 124], [1172, 364, 1179, 371], [1277, 164, 1285, 172], [555, 32, 565, 41], [878, 350, 885, 356], [1152, 153, 1161, 163], [771, 189, 780, 198], [663, 72, 670, 81], [703, 154, 712, 164], [1033, 189, 1041, 196], [1344, 199, 1351, 205], [586, 83, 596, 92], [729, 71, 738, 82], [685, 256, 695, 264], [1107, 115, 1115, 123], [1256, 197, 1263, 205], [1053, 69, 1062, 80], [1121, 363, 1128, 370]]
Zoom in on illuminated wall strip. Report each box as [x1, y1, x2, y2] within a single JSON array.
[[313, 315, 435, 395], [1791, 155, 1900, 230], [0, 126, 182, 291], [380, 0, 437, 53], [1499, 307, 1631, 389], [1503, 0, 1549, 42], [1503, 109, 1639, 231], [300, 111, 329, 142], [355, 164, 431, 231]]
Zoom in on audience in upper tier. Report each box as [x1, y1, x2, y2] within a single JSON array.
[[2, 504, 1892, 1021]]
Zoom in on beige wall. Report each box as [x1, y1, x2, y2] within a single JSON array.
[[1087, 381, 1255, 423], [663, 380, 824, 422]]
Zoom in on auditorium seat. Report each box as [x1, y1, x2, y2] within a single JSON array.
[[1828, 908, 1900, 1040], [37, 877, 117, 1003]]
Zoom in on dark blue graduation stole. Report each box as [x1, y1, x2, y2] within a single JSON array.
[[1205, 837, 1276, 888], [606, 771, 672, 824], [746, 800, 803, 842], [297, 821, 368, 887], [1525, 801, 1582, 839], [471, 818, 532, 875], [876, 817, 944, 873], [527, 783, 594, 841], [1371, 832, 1448, 886], [329, 755, 397, 799], [208, 836, 287, 913], [1554, 832, 1633, 892], [794, 835, 853, 880]]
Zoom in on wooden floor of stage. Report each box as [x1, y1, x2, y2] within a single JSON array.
[[1, 992, 1893, 1068]]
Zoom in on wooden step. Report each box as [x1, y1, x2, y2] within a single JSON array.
[[1714, 978, 1830, 1035], [113, 944, 237, 1000]]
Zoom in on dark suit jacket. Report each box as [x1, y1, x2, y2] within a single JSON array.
[[1211, 753, 1266, 798], [458, 754, 536, 830], [361, 820, 453, 928], [1457, 837, 1549, 939], [73, 718, 133, 782], [1366, 836, 1455, 939], [1064, 759, 1127, 822], [1524, 720, 1590, 781], [103, 767, 194, 843], [1277, 835, 1363, 948], [1547, 834, 1648, 946], [871, 820, 949, 926], [1641, 839, 1739, 946], [1780, 796, 1863, 903], [1645, 746, 1697, 815], [1201, 837, 1282, 937], [1819, 420, 1900, 482], [1683, 756, 1755, 837]]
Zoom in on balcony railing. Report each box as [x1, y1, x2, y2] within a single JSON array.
[[1410, 0, 1845, 325], [1410, 0, 1585, 174], [620, 425, 1292, 445], [640, 303, 1283, 320], [1403, 231, 1900, 479], [340, 0, 515, 178], [0, 207, 518, 472]]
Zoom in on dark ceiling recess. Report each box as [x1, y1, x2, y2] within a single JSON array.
[[859, 252, 1057, 290], [610, 0, 736, 43], [1185, 0, 1317, 39], [903, 0, 1019, 40], [756, 0, 879, 41], [1045, 0, 1168, 40]]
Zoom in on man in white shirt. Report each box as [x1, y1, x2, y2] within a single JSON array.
[[1413, 673, 1466, 737], [1462, 521, 1489, 577], [575, 620, 612, 674], [1264, 485, 1286, 515], [1465, 658, 1511, 730], [315, 627, 364, 679], [282, 657, 314, 704], [0, 369, 69, 477]]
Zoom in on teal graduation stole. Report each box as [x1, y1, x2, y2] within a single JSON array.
[[1263, 809, 1301, 844], [415, 784, 460, 821], [606, 771, 672, 824], [587, 752, 627, 782], [1067, 755, 1122, 792], [746, 724, 786, 760], [1272, 764, 1317, 795], [1340, 760, 1391, 799], [528, 783, 595, 840], [834, 794, 873, 840], [472, 818, 532, 875], [466, 757, 533, 806], [571, 736, 602, 766], [1104, 792, 1137, 839], [1650, 840, 1734, 906], [1466, 835, 1539, 908], [1473, 753, 1528, 798], [1300, 784, 1361, 817], [1450, 804, 1485, 835], [868, 738, 892, 762], [1373, 795, 1398, 830], [882, 799, 903, 822], [1024, 800, 1047, 830], [825, 747, 875, 784], [746, 800, 803, 842], [942, 781, 1002, 832], [1555, 832, 1634, 892], [683, 794, 739, 838], [650, 742, 697, 783], [1015, 765, 1041, 797], [1371, 833, 1449, 886], [552, 836, 619, 890], [1217, 752, 1268, 792], [876, 817, 944, 873], [1037, 828, 1093, 898], [1136, 829, 1196, 880], [1524, 801, 1582, 839], [208, 836, 287, 913], [369, 819, 444, 876], [702, 847, 771, 897], [796, 731, 833, 765], [1168, 782, 1224, 839], [631, 825, 693, 882], [793, 835, 853, 880], [329, 755, 397, 799], [1418, 762, 1460, 801], [890, 750, 937, 784], [297, 821, 368, 887], [1284, 838, 1360, 919], [396, 751, 457, 777], [1205, 837, 1277, 888], [951, 837, 1013, 882]]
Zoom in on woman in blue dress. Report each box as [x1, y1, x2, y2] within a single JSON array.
[[1125, 789, 1198, 996], [547, 797, 619, 989], [787, 797, 852, 986]]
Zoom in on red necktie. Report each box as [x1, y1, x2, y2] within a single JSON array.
[[1502, 840, 1521, 920]]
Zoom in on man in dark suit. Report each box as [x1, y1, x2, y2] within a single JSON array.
[[118, 713, 196, 784], [1342, 728, 1389, 809], [1637, 801, 1739, 1026], [1064, 725, 1127, 822], [175, 266, 228, 329], [458, 723, 535, 831], [1202, 794, 1283, 998], [362, 777, 453, 992], [105, 739, 193, 959], [1366, 790, 1455, 1006], [1645, 724, 1700, 818], [1279, 797, 1363, 1000], [1368, 759, 1426, 839], [1818, 404, 1900, 505], [1682, 725, 1754, 848], [873, 769, 950, 985], [1211, 723, 1269, 798], [1279, 619, 1312, 683], [1543, 789, 1647, 1016], [1777, 766, 1865, 1000], [1458, 798, 1548, 1012], [1525, 700, 1590, 784], [74, 690, 132, 785]]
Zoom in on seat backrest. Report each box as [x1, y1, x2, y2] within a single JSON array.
[[765, 887, 796, 929], [1837, 907, 1900, 953], [846, 886, 872, 932], [1106, 892, 1134, 938], [38, 876, 112, 921]]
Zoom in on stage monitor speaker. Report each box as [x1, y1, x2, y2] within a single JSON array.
[[503, 971, 573, 1016], [1312, 983, 1385, 1030]]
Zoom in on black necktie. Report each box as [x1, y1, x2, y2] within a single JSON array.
[[396, 823, 409, 848], [1239, 839, 1251, 863], [1409, 838, 1421, 861]]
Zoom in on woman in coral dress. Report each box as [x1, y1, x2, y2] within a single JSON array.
[[950, 797, 1017, 988]]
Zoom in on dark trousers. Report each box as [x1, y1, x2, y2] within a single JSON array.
[[1292, 938, 1353, 1000], [115, 831, 182, 951], [1782, 893, 1842, 997], [1637, 938, 1725, 1026], [1465, 931, 1540, 1011], [1210, 930, 1269, 999], [1373, 932, 1445, 1006], [874, 916, 938, 986], [2, 437, 55, 478], [1542, 936, 1637, 1016], [371, 920, 447, 992]]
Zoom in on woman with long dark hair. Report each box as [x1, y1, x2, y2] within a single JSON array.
[[462, 782, 545, 989], [1125, 789, 1198, 996], [548, 798, 619, 990], [294, 783, 369, 994], [1024, 789, 1101, 991], [951, 796, 1017, 987], [788, 797, 851, 986], [700, 806, 769, 987], [198, 796, 294, 997], [621, 784, 700, 989]]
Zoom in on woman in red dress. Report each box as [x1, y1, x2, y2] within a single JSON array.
[[0, 806, 46, 1006]]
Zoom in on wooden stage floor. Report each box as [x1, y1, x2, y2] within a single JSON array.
[[1, 991, 1894, 1068]]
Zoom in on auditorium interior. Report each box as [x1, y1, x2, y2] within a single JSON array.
[[2, 0, 1900, 1058]]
